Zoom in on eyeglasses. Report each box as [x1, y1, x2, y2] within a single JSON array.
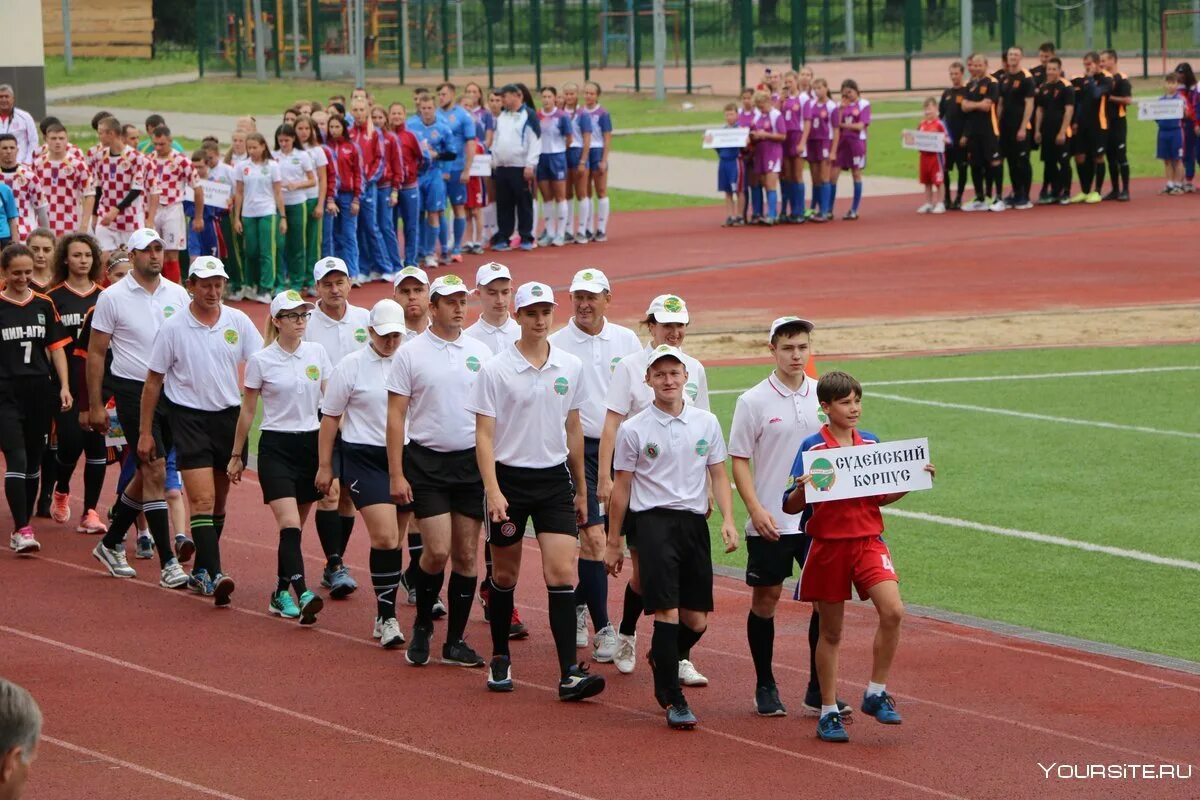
[[277, 312, 312, 322]]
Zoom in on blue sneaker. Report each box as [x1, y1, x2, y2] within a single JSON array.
[[518, 241, 534, 251], [212, 573, 235, 607], [269, 590, 301, 620], [187, 569, 214, 596], [135, 533, 155, 560], [487, 655, 514, 692], [327, 565, 357, 599], [491, 242, 511, 252], [817, 711, 850, 742], [861, 691, 902, 724]]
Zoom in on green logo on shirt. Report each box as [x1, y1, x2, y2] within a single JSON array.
[[353, 327, 368, 343], [305, 365, 321, 381], [810, 457, 836, 491], [610, 356, 621, 373], [694, 438, 709, 457], [466, 355, 481, 372], [163, 305, 176, 318], [224, 329, 239, 345], [644, 442, 660, 459], [685, 381, 698, 400], [553, 376, 569, 395]]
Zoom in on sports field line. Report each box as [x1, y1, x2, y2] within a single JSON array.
[[885, 508, 1200, 572], [708, 365, 1200, 395], [41, 736, 248, 800]]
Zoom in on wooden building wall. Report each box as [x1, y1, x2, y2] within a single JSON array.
[[41, 0, 154, 58]]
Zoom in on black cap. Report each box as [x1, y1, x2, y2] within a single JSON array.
[[499, 83, 521, 95]]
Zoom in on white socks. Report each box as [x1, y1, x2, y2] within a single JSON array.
[[577, 197, 591, 235], [543, 201, 555, 238], [556, 201, 568, 239], [596, 196, 610, 234], [866, 681, 886, 698], [821, 704, 839, 717]]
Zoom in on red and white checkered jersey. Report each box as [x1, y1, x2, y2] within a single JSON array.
[[36, 142, 86, 164], [93, 145, 148, 232], [147, 150, 197, 207], [0, 164, 46, 240], [32, 154, 94, 237]]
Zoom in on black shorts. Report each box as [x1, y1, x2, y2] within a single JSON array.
[[745, 533, 812, 587], [965, 129, 1000, 164], [487, 462, 578, 548], [633, 508, 714, 614], [403, 441, 485, 520], [257, 429, 322, 505], [110, 375, 171, 464], [1000, 127, 1030, 159], [340, 440, 412, 511], [168, 402, 239, 471], [0, 377, 53, 455], [1072, 125, 1105, 158], [582, 436, 605, 528]]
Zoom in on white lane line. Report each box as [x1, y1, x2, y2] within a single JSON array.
[[709, 365, 1200, 396], [884, 509, 1200, 572], [41, 736, 249, 800]]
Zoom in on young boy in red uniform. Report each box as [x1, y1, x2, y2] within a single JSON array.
[[782, 371, 935, 743], [916, 98, 949, 214]]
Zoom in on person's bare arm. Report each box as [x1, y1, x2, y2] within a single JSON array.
[[476, 414, 507, 522], [604, 470, 633, 576], [137, 371, 166, 463], [86, 329, 112, 431], [731, 456, 778, 541], [386, 393, 412, 505], [709, 461, 739, 553], [227, 387, 259, 483]]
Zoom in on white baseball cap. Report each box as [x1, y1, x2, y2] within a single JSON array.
[[569, 268, 610, 294], [368, 298, 407, 335], [270, 289, 315, 318], [430, 274, 470, 297], [646, 344, 686, 368], [187, 255, 230, 280], [313, 256, 350, 282], [768, 315, 815, 340], [475, 261, 512, 287], [513, 281, 556, 311], [393, 265, 429, 286], [127, 228, 164, 251], [646, 294, 689, 324]]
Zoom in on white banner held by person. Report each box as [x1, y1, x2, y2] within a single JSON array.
[[800, 437, 932, 503], [185, 180, 233, 210], [901, 129, 945, 153], [701, 127, 750, 149], [469, 153, 492, 177], [1137, 98, 1185, 122]]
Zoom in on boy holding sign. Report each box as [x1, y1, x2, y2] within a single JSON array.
[[1157, 72, 1189, 195], [716, 104, 745, 226], [782, 371, 935, 743], [916, 98, 948, 214]]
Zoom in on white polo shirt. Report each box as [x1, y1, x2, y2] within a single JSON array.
[[234, 159, 281, 218], [605, 344, 710, 418], [303, 145, 328, 201], [304, 302, 370, 365], [614, 403, 728, 514], [464, 315, 520, 355], [147, 304, 263, 411], [273, 148, 315, 206], [549, 317, 641, 440], [91, 275, 191, 382], [321, 345, 394, 447], [466, 342, 586, 469], [244, 340, 333, 433], [386, 328, 491, 453], [727, 372, 822, 537]]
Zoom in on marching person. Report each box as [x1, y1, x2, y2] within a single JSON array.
[[468, 281, 605, 700], [144, 125, 202, 282], [605, 344, 738, 729], [229, 290, 330, 625]]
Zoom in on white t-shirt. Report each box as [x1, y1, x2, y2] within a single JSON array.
[[466, 342, 586, 468], [549, 317, 641, 439], [91, 275, 191, 382], [464, 315, 520, 355], [386, 329, 492, 453], [234, 159, 281, 218], [321, 345, 394, 447], [614, 404, 727, 514], [147, 304, 264, 411], [272, 148, 315, 206], [244, 340, 333, 432], [303, 145, 328, 201], [606, 344, 709, 418], [727, 372, 822, 537], [304, 302, 370, 365]]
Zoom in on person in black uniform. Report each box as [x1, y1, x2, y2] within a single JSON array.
[[1069, 52, 1113, 204], [1031, 42, 1055, 87], [960, 54, 1004, 211], [939, 61, 969, 209], [1033, 57, 1076, 204], [1099, 49, 1132, 201], [997, 47, 1037, 209]]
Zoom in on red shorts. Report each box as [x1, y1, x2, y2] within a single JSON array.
[[466, 176, 486, 209], [799, 536, 898, 603], [919, 153, 944, 187]]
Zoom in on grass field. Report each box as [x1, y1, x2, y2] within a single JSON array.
[[45, 53, 195, 88]]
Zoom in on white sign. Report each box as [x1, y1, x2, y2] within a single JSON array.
[[800, 437, 932, 503], [185, 180, 233, 209], [468, 153, 492, 177], [701, 127, 750, 149], [1137, 98, 1185, 121], [105, 403, 127, 448], [901, 129, 945, 154]]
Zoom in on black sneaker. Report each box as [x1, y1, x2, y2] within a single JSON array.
[[1117, 190, 1130, 202], [667, 701, 698, 730], [405, 624, 432, 666], [558, 663, 605, 702], [487, 655, 514, 692], [1102, 190, 1120, 202], [442, 639, 485, 667], [755, 684, 788, 717], [803, 686, 853, 717]]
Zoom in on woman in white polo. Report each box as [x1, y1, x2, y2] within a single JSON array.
[[468, 281, 605, 702], [142, 255, 264, 606], [316, 298, 408, 649], [228, 290, 332, 625]]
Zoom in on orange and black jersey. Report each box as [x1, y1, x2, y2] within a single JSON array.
[[0, 290, 70, 380], [998, 69, 1037, 131], [1072, 71, 1113, 130], [1030, 64, 1048, 87], [46, 281, 101, 350], [1035, 78, 1076, 135], [1105, 71, 1132, 126], [939, 86, 968, 137], [963, 74, 1000, 137]]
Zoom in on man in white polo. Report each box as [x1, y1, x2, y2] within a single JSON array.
[[464, 262, 519, 355], [0, 85, 38, 165]]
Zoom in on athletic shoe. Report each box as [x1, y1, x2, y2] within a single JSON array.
[[1058, 195, 1072, 205], [212, 573, 235, 607], [678, 659, 708, 687], [731, 216, 746, 226], [77, 509, 108, 534], [755, 684, 788, 717], [1117, 191, 1130, 202], [575, 605, 589, 647], [431, 595, 447, 620], [667, 701, 698, 730], [174, 534, 195, 564], [135, 533, 154, 559], [491, 242, 511, 252], [380, 272, 396, 283], [350, 277, 364, 288], [406, 624, 432, 665], [367, 271, 382, 282], [536, 232, 552, 247], [861, 690, 903, 724], [381, 617, 406, 648], [1084, 191, 1102, 204], [614, 632, 637, 674], [592, 623, 618, 662], [722, 216, 735, 227], [438, 254, 450, 266], [509, 607, 529, 640], [960, 200, 986, 212], [518, 241, 534, 251], [593, 231, 607, 243], [931, 202, 946, 214], [551, 235, 566, 247], [573, 232, 590, 244], [487, 655, 514, 692], [327, 565, 357, 599], [10, 527, 41, 555], [1037, 195, 1056, 205], [803, 208, 815, 219], [50, 490, 71, 523], [817, 711, 850, 742], [760, 217, 776, 226], [1102, 190, 1120, 202], [1068, 192, 1087, 204], [442, 640, 486, 667], [92, 541, 136, 576], [558, 663, 605, 701], [159, 559, 187, 588], [255, 292, 272, 304], [423, 255, 438, 268], [802, 687, 854, 717], [241, 286, 257, 300], [842, 210, 859, 221], [916, 203, 932, 214], [187, 568, 215, 595], [450, 253, 463, 263], [269, 590, 301, 620], [298, 590, 323, 626], [1168, 186, 1185, 195], [1184, 182, 1196, 193], [988, 200, 1006, 212]]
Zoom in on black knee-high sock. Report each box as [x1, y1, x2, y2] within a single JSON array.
[[747, 611, 776, 687], [943, 169, 953, 206], [191, 514, 217, 575], [143, 500, 173, 568], [315, 510, 343, 569], [415, 564, 445, 627], [651, 620, 681, 704], [678, 623, 705, 662], [82, 455, 106, 512], [278, 527, 305, 594], [619, 583, 643, 636], [990, 161, 1003, 198], [577, 558, 609, 631], [404, 531, 423, 585], [1106, 152, 1119, 193], [212, 513, 225, 542], [103, 492, 141, 548], [956, 160, 968, 203], [807, 609, 821, 694], [487, 577, 515, 657], [3, 450, 30, 528], [1119, 160, 1130, 193], [339, 514, 356, 555], [447, 571, 476, 643], [1077, 159, 1093, 193], [970, 162, 985, 201], [370, 547, 403, 619], [548, 584, 578, 677]]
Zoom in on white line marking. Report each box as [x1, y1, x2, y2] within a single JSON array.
[[41, 736, 249, 799]]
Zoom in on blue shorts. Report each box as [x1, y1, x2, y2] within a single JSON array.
[[420, 177, 446, 215], [537, 152, 568, 182], [566, 148, 583, 171], [582, 436, 605, 528], [587, 149, 604, 171], [339, 441, 396, 509], [444, 170, 467, 206], [1158, 128, 1185, 161], [717, 158, 742, 194]]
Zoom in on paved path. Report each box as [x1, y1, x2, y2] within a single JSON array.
[[46, 72, 200, 103]]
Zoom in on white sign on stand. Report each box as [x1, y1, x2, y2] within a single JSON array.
[[799, 437, 933, 503]]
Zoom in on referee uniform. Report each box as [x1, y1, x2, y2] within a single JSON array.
[[464, 262, 520, 355]]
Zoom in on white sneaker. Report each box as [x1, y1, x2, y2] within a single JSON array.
[[678, 658, 709, 687], [592, 623, 618, 663], [551, 235, 566, 247], [932, 202, 946, 214], [378, 617, 405, 649], [614, 632, 637, 674], [961, 200, 987, 212], [241, 286, 256, 300], [159, 559, 187, 588], [989, 200, 1006, 212], [575, 604, 589, 648], [10, 529, 41, 555], [423, 255, 437, 269], [255, 292, 273, 304], [92, 541, 136, 577], [916, 203, 932, 214]]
